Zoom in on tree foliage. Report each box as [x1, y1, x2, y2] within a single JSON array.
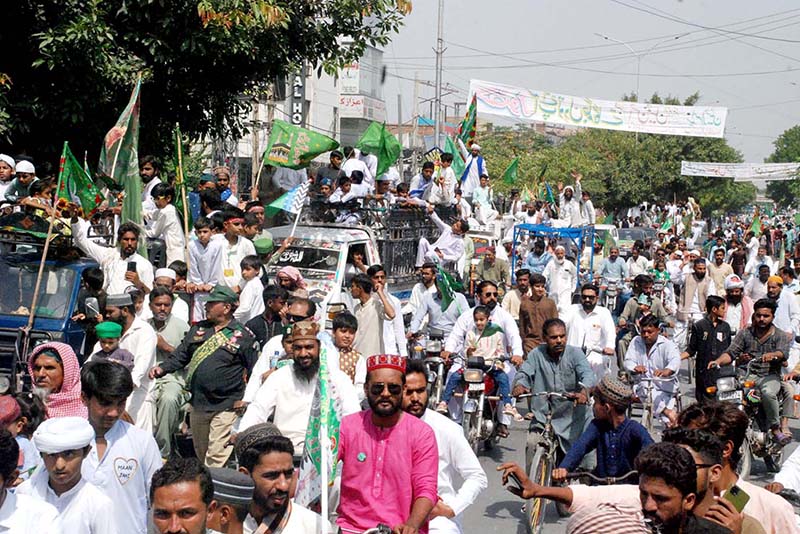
[[0, 0, 409, 170], [481, 93, 754, 215], [765, 125, 800, 207]]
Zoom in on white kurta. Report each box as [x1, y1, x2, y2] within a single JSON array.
[[421, 409, 488, 534], [460, 155, 486, 197], [144, 204, 186, 266], [72, 219, 154, 295], [243, 501, 330, 534], [445, 305, 523, 357], [188, 234, 225, 321], [234, 276, 265, 323], [17, 472, 117, 534], [91, 317, 157, 432], [416, 212, 464, 266], [564, 304, 616, 383], [379, 292, 407, 357], [239, 362, 360, 454], [139, 294, 190, 324], [543, 259, 577, 314], [219, 236, 256, 289], [81, 420, 162, 534], [0, 489, 62, 534]]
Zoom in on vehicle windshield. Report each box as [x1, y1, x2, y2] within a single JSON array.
[[270, 245, 341, 273], [618, 229, 644, 241], [0, 261, 76, 319]]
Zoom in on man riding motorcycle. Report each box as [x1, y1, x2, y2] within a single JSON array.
[[709, 298, 794, 446]]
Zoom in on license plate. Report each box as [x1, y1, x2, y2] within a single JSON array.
[[719, 390, 742, 402], [468, 383, 484, 391]]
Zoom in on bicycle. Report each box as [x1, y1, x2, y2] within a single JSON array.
[[563, 470, 638, 485], [628, 375, 681, 434], [520, 391, 578, 534]]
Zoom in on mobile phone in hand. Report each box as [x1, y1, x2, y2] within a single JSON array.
[[722, 485, 750, 513], [127, 261, 137, 273]]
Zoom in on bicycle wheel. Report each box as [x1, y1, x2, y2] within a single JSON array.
[[739, 437, 752, 480], [527, 447, 552, 534]]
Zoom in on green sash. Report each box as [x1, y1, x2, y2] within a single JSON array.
[[186, 327, 235, 384]]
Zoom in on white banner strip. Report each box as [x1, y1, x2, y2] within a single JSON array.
[[681, 161, 800, 180], [469, 79, 727, 138]]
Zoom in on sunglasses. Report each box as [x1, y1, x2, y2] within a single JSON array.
[[287, 314, 310, 323], [482, 292, 498, 298], [369, 383, 403, 396]]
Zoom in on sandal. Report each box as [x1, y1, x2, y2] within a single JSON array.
[[774, 431, 793, 446], [497, 425, 510, 438]]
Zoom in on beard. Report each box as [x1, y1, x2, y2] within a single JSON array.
[[292, 356, 320, 382], [484, 299, 498, 311], [727, 294, 742, 305], [695, 272, 706, 280], [643, 508, 685, 533], [254, 488, 289, 515], [368, 393, 401, 418], [582, 302, 595, 313]]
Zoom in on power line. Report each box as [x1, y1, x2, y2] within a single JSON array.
[[608, 0, 800, 43]]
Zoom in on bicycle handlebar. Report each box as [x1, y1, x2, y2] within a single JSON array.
[[565, 470, 638, 485]]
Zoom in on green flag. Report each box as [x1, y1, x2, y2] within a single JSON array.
[[263, 120, 339, 170], [457, 94, 477, 148], [436, 265, 463, 312], [355, 122, 401, 178], [56, 144, 103, 219], [750, 207, 762, 237], [479, 322, 504, 339], [502, 157, 519, 185], [445, 136, 465, 177], [98, 77, 143, 233], [660, 218, 673, 231], [602, 229, 617, 256], [603, 213, 614, 225]]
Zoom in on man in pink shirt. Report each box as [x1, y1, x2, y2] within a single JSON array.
[[336, 354, 439, 534]]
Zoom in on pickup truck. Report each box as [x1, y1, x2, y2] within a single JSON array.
[[267, 204, 450, 320], [0, 212, 99, 393]]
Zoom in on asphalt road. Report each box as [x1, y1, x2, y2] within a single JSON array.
[[460, 360, 800, 534]]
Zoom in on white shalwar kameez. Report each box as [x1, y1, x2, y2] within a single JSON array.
[[17, 472, 117, 534], [81, 420, 162, 534]]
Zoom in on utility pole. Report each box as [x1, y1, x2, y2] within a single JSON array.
[[397, 94, 403, 143], [433, 0, 445, 148], [412, 72, 420, 150]]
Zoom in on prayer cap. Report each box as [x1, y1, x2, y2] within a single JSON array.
[[0, 396, 21, 426], [106, 293, 133, 307], [234, 423, 282, 462], [290, 321, 318, 342], [768, 275, 784, 285], [596, 375, 633, 406], [208, 467, 254, 507], [0, 154, 14, 168], [155, 268, 177, 280], [253, 237, 273, 255], [213, 165, 231, 178], [375, 173, 391, 182], [555, 245, 566, 252], [366, 354, 406, 373], [15, 160, 34, 174], [471, 143, 481, 151], [319, 177, 333, 187], [724, 274, 744, 290], [636, 294, 652, 306], [95, 321, 123, 339], [206, 285, 238, 304], [199, 173, 217, 184], [689, 249, 702, 256], [33, 416, 95, 453]]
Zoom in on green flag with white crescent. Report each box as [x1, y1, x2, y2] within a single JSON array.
[[263, 120, 339, 170]]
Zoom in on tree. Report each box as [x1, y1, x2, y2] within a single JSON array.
[[0, 0, 410, 171], [481, 92, 754, 215], [765, 125, 800, 207]]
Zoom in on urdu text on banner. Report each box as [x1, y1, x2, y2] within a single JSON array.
[[681, 161, 800, 180], [469, 79, 727, 138]]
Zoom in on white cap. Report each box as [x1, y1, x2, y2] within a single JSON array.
[[471, 143, 481, 151], [154, 268, 177, 280], [33, 416, 95, 454], [15, 160, 34, 174], [0, 154, 14, 169], [724, 274, 744, 290]]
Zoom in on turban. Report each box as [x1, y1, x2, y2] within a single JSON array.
[[0, 154, 15, 169], [33, 416, 95, 453], [0, 396, 21, 426], [277, 266, 306, 289], [471, 144, 481, 151], [768, 275, 784, 285]]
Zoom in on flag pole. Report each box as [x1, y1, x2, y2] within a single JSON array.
[[251, 157, 266, 202], [175, 124, 191, 270], [320, 424, 330, 534], [26, 142, 69, 331]]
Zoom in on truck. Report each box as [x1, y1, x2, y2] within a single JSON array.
[[266, 202, 453, 321], [0, 211, 100, 394]]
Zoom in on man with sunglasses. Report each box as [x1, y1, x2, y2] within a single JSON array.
[[337, 354, 439, 534], [563, 283, 616, 383]]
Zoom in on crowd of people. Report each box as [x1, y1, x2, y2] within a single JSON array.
[[0, 144, 800, 534]]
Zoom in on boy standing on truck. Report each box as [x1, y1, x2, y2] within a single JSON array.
[[188, 217, 224, 323], [415, 205, 469, 268], [234, 255, 265, 323]]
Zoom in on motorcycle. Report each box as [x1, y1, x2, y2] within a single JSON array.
[[708, 359, 799, 477], [408, 328, 448, 409], [600, 278, 621, 312], [457, 355, 506, 454]]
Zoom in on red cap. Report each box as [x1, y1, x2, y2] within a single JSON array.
[[366, 354, 406, 373]]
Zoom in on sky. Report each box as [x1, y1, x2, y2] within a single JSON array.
[[379, 0, 800, 162]]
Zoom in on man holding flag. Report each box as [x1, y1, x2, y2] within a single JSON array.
[[459, 143, 487, 199]]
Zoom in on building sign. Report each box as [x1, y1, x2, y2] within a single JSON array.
[[340, 62, 360, 95], [290, 65, 307, 127], [339, 95, 386, 122]]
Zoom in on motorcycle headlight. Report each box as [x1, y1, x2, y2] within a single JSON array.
[[716, 377, 736, 393], [463, 369, 484, 383]]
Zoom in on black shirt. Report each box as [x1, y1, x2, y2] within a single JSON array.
[[687, 316, 732, 379], [245, 312, 284, 347], [161, 320, 259, 411], [680, 514, 732, 534]]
